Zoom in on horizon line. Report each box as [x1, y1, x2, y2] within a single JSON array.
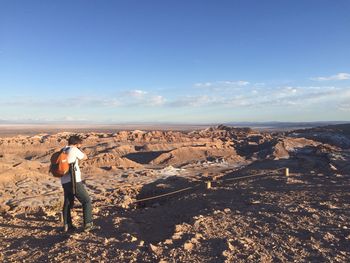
[[1, 120, 349, 126]]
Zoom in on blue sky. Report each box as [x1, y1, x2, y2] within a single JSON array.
[[0, 0, 349, 123]]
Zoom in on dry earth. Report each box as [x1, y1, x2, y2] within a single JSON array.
[[0, 125, 349, 262]]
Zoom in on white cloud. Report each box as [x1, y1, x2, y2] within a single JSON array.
[[64, 96, 121, 107], [194, 82, 213, 87], [61, 116, 88, 121], [194, 80, 250, 89], [2, 85, 349, 114], [338, 103, 350, 111], [122, 90, 167, 107], [220, 80, 250, 86], [168, 95, 219, 107], [165, 85, 350, 109], [125, 89, 148, 98], [311, 72, 350, 81], [253, 82, 266, 87], [1, 89, 170, 109], [146, 95, 166, 106], [250, 86, 343, 107]]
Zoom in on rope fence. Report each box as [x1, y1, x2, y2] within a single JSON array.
[[133, 184, 201, 203], [56, 167, 291, 220], [132, 167, 290, 204]]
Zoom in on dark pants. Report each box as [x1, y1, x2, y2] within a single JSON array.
[[62, 182, 92, 226]]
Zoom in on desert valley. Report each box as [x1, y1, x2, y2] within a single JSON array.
[[0, 124, 349, 262]]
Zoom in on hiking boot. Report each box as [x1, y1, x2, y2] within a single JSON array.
[[83, 222, 99, 232], [63, 224, 77, 233]]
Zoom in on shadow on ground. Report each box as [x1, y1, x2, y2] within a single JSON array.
[[94, 156, 350, 247], [123, 150, 170, 164], [2, 154, 349, 261]]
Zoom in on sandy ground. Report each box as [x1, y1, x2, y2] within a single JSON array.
[[0, 125, 349, 262]]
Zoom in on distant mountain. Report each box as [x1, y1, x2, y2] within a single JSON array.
[[224, 121, 350, 130], [0, 119, 15, 124], [293, 123, 350, 136]]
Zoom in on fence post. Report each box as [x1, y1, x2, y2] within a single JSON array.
[[206, 181, 212, 189], [285, 168, 289, 176]]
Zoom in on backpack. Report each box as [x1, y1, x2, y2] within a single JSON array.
[[49, 148, 70, 177]]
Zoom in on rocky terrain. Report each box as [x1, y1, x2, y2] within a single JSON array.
[[0, 124, 349, 262]]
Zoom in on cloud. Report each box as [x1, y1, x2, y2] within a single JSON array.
[[61, 116, 88, 121], [253, 82, 266, 87], [311, 72, 350, 81], [194, 80, 250, 90], [1, 89, 168, 109], [61, 96, 121, 107], [221, 80, 250, 86], [125, 89, 148, 98], [165, 85, 350, 109], [2, 86, 349, 113], [1, 96, 120, 108], [239, 86, 346, 107], [338, 103, 350, 111], [168, 95, 219, 107], [146, 95, 166, 106], [194, 82, 213, 88]]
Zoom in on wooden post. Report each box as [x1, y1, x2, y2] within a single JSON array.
[[206, 181, 212, 189], [285, 168, 289, 176]]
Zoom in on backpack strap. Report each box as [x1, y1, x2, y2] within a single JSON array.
[[70, 156, 79, 195], [70, 161, 77, 195]]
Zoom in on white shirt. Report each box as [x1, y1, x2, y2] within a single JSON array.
[[60, 146, 85, 185]]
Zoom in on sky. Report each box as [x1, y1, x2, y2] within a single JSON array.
[[0, 0, 350, 123]]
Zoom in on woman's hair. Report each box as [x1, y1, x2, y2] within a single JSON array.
[[68, 135, 83, 145]]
